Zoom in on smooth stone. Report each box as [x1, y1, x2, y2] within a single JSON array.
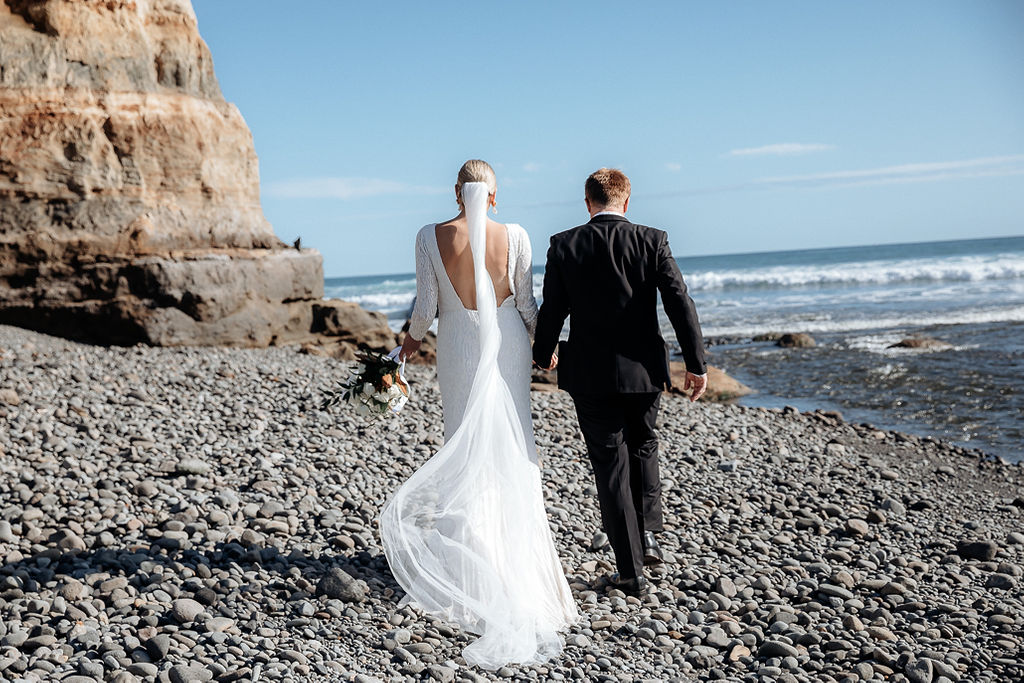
[[127, 663, 159, 677], [316, 568, 367, 603], [759, 640, 799, 658], [985, 574, 1017, 590], [714, 576, 737, 598], [171, 598, 205, 624], [956, 540, 998, 561], [206, 617, 234, 632], [819, 583, 855, 601], [169, 664, 213, 683], [846, 519, 870, 536], [145, 634, 171, 661], [906, 657, 934, 683]]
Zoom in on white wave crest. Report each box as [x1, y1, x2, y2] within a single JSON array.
[[331, 291, 417, 313], [699, 305, 1024, 338], [687, 254, 1024, 291]]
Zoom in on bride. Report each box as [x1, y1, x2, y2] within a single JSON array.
[[379, 160, 578, 669]]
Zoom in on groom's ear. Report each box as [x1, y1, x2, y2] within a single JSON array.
[[585, 197, 592, 213], [623, 196, 630, 213]]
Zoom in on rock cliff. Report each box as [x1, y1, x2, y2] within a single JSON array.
[[0, 0, 324, 346]]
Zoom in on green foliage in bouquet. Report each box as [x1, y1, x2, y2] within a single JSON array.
[[321, 349, 410, 418]]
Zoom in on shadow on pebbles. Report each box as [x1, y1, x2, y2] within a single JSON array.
[[0, 325, 1022, 682]]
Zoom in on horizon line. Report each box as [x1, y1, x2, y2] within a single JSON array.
[[323, 232, 1024, 280]]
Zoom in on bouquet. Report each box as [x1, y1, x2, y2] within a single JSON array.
[[321, 348, 409, 418]]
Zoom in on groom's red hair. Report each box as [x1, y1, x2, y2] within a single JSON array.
[[585, 168, 631, 208]]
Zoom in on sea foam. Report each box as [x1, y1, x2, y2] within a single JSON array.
[[687, 253, 1024, 291]]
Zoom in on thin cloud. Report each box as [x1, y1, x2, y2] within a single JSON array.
[[665, 162, 682, 172], [523, 162, 542, 172], [612, 154, 1024, 203], [755, 155, 1024, 189], [266, 177, 446, 200], [727, 143, 836, 157]]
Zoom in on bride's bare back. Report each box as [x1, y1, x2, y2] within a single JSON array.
[[435, 218, 512, 310]]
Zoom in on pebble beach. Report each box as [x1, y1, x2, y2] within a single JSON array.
[[1, 324, 1022, 683]]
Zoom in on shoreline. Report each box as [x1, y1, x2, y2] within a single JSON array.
[[1, 324, 1022, 682], [695, 324, 1023, 466]]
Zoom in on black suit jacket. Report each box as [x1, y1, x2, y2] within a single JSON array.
[[533, 213, 706, 395]]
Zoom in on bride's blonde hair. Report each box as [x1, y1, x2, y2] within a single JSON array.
[[455, 160, 497, 206]]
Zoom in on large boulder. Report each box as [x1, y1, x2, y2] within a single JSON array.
[[312, 300, 397, 351], [0, 0, 323, 346], [777, 333, 816, 348]]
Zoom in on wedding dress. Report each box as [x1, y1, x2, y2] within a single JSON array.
[[379, 182, 578, 669]]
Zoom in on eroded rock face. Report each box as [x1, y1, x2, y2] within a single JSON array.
[[0, 0, 323, 346]]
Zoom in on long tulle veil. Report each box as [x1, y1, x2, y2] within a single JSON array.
[[379, 182, 577, 669]]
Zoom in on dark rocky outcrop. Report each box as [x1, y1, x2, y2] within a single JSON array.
[[778, 332, 817, 348], [312, 301, 398, 351], [888, 337, 953, 351]]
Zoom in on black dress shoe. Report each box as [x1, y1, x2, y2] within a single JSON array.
[[609, 572, 649, 597], [643, 531, 665, 566]]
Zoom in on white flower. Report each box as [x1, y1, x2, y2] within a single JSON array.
[[387, 384, 402, 399], [355, 363, 366, 374], [362, 383, 374, 396]]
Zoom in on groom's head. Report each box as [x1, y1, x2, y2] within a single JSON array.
[[585, 168, 631, 217]]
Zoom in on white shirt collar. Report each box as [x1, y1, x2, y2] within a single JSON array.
[[593, 210, 626, 218]]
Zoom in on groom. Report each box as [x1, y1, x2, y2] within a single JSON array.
[[533, 168, 707, 596]]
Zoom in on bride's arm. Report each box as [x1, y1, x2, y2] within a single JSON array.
[[403, 229, 437, 357], [512, 226, 539, 337]]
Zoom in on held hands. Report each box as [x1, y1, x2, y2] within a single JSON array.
[[682, 371, 707, 402], [533, 352, 558, 372]]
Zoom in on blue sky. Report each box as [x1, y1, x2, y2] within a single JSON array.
[[191, 1, 1024, 277]]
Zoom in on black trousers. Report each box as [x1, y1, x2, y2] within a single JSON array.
[[571, 391, 662, 580]]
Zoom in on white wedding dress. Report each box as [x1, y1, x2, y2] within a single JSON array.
[[379, 183, 578, 670]]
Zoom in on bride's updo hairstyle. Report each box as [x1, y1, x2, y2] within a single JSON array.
[[455, 159, 497, 207]]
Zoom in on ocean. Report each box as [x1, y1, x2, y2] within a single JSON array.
[[326, 235, 1024, 462]]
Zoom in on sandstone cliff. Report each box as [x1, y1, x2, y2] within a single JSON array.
[[0, 0, 323, 345]]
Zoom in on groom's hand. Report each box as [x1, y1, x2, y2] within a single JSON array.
[[683, 371, 707, 402]]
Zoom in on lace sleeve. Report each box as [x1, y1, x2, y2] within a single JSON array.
[[408, 228, 437, 340], [511, 225, 539, 336]]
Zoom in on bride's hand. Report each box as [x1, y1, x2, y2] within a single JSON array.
[[544, 353, 558, 371], [399, 333, 422, 361]]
